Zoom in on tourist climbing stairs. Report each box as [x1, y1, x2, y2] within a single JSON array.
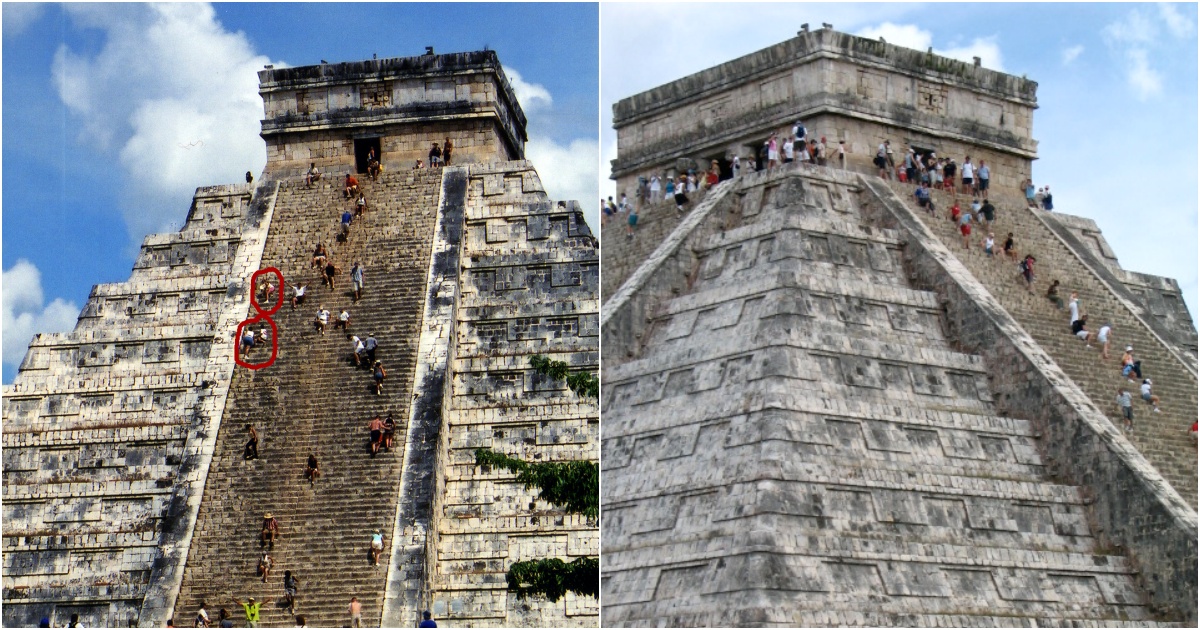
[[172, 168, 443, 627], [883, 178, 1197, 507], [601, 167, 1178, 626]]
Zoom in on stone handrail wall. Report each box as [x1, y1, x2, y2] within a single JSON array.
[[1038, 211, 1198, 370], [861, 175, 1197, 622], [600, 178, 736, 367]]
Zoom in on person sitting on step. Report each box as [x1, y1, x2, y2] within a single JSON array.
[[344, 173, 359, 198], [1140, 379, 1162, 413], [305, 453, 320, 486], [305, 163, 321, 187], [291, 284, 307, 310], [1045, 280, 1064, 310], [257, 551, 274, 583], [1121, 346, 1143, 381], [315, 306, 330, 335], [311, 243, 328, 270], [260, 513, 279, 549], [355, 193, 368, 217], [1071, 313, 1093, 346]]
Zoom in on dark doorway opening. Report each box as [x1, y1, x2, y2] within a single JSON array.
[[353, 138, 381, 174]]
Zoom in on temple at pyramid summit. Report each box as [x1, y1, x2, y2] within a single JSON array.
[[600, 26, 1196, 626], [3, 50, 598, 628]]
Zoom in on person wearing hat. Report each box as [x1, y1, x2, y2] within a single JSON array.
[[232, 595, 261, 628], [1121, 346, 1143, 381], [370, 529, 385, 566], [364, 334, 378, 365], [261, 513, 279, 548]]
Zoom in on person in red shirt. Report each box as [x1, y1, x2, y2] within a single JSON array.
[[705, 161, 719, 188], [344, 173, 359, 198]]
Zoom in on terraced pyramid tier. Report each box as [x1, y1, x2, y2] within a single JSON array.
[[601, 166, 1188, 627]]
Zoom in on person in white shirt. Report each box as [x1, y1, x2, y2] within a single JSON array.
[[1097, 322, 1113, 360], [649, 175, 661, 201], [315, 306, 330, 335], [1068, 292, 1080, 325], [1140, 379, 1162, 413], [783, 137, 795, 164]]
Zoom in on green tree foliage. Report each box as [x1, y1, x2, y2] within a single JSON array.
[[474, 449, 598, 519], [474, 447, 599, 602], [506, 557, 599, 602], [530, 355, 598, 398]]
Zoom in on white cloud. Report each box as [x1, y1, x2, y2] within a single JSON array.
[[51, 3, 277, 240], [856, 23, 932, 51], [1101, 6, 1187, 101], [855, 23, 1004, 71], [504, 66, 553, 114], [1157, 2, 1194, 38], [3, 3, 46, 39], [526, 136, 600, 233], [1061, 45, 1085, 65], [1126, 49, 1163, 99], [3, 260, 80, 368]]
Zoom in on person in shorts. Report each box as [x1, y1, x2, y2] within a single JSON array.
[[241, 329, 256, 358], [370, 530, 385, 566], [1097, 322, 1113, 360], [383, 414, 396, 451], [291, 285, 307, 310], [283, 570, 300, 614], [324, 262, 339, 291], [1140, 379, 1161, 413], [1020, 255, 1036, 292], [369, 414, 384, 456], [1072, 313, 1093, 345], [373, 360, 387, 395], [1003, 232, 1017, 261], [260, 513, 279, 548], [959, 212, 972, 250], [1115, 388, 1134, 432], [315, 307, 330, 335], [305, 453, 320, 486], [351, 262, 365, 302]]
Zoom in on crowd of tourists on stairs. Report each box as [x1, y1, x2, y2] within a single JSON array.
[[901, 164, 1182, 444]]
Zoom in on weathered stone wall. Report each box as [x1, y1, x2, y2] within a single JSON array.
[[861, 175, 1197, 623], [614, 111, 1033, 214], [424, 162, 600, 626], [1042, 211, 1198, 362], [602, 167, 1179, 626], [260, 51, 527, 175], [2, 183, 277, 628], [265, 117, 514, 179], [611, 26, 1037, 193]]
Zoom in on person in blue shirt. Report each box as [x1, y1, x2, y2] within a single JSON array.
[[419, 611, 438, 628], [913, 182, 935, 216], [341, 209, 353, 236]]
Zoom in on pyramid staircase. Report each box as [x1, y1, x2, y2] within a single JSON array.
[[882, 179, 1196, 507], [172, 169, 442, 627]]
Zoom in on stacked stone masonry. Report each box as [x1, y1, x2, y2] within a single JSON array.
[[422, 162, 600, 627], [3, 184, 277, 628], [259, 51, 527, 177], [611, 26, 1037, 199], [600, 166, 1193, 626]]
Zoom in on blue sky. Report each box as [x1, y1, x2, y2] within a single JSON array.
[[2, 2, 599, 382], [602, 2, 1198, 327]]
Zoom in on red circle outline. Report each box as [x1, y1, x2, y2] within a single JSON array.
[[236, 267, 284, 370]]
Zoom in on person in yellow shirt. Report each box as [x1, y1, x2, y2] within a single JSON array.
[[231, 596, 261, 628]]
